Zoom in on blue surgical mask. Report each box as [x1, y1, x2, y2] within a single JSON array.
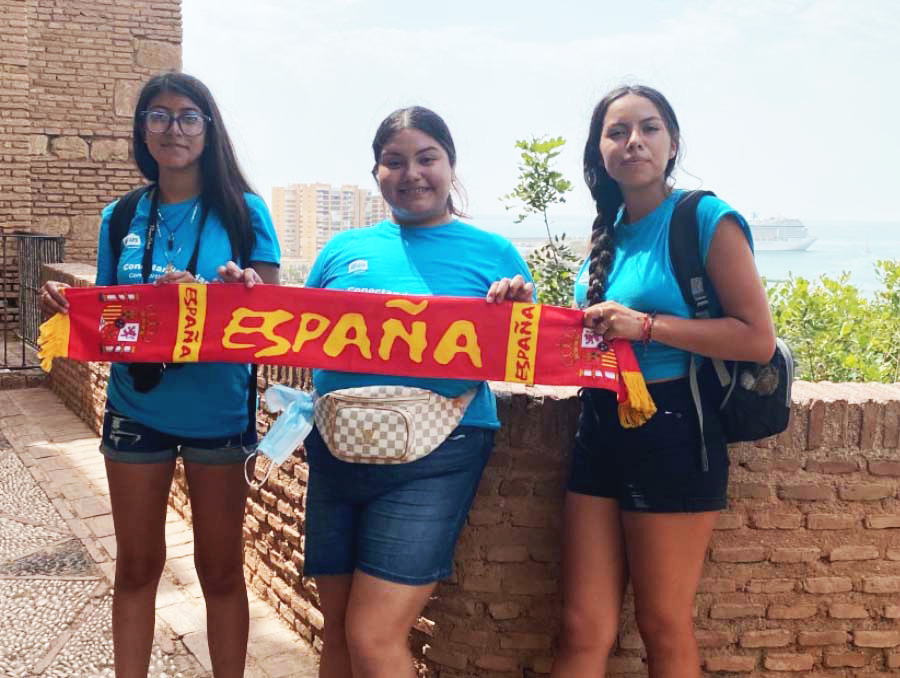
[[246, 384, 315, 487]]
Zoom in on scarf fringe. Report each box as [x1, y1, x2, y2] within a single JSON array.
[[37, 313, 71, 372], [618, 369, 657, 428]]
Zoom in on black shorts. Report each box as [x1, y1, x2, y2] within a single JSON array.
[[568, 378, 729, 513]]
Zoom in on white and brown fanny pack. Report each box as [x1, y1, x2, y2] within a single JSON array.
[[313, 385, 477, 464]]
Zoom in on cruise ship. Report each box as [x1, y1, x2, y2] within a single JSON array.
[[749, 217, 816, 252]]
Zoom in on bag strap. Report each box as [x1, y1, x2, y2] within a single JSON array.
[[109, 184, 154, 281], [669, 190, 716, 318], [669, 189, 721, 472], [243, 364, 261, 487]]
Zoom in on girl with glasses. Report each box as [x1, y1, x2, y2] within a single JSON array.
[[40, 72, 281, 678]]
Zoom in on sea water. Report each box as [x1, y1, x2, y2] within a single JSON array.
[[475, 215, 900, 298], [756, 220, 900, 296]]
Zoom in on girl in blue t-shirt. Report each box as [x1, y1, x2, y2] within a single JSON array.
[[303, 106, 533, 677], [552, 86, 775, 677], [40, 73, 280, 678]]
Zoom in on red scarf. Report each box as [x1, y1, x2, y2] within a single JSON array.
[[39, 284, 655, 426]]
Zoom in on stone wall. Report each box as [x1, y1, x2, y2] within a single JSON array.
[[0, 0, 181, 260], [0, 0, 30, 233], [39, 263, 109, 427], [43, 264, 900, 676]]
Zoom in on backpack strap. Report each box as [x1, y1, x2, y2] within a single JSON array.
[[668, 190, 727, 472], [230, 205, 258, 448], [109, 185, 154, 281], [669, 190, 734, 387], [669, 190, 716, 318]]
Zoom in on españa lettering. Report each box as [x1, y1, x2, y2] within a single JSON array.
[[38, 284, 656, 427]]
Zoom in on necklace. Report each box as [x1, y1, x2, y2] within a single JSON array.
[[157, 199, 200, 273]]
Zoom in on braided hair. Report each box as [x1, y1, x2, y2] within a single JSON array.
[[583, 85, 681, 305]]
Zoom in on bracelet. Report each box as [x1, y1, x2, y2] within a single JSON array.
[[639, 312, 657, 344]]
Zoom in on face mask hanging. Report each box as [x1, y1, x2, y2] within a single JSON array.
[[245, 384, 315, 488]]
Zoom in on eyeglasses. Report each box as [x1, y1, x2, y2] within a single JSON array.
[[141, 109, 210, 137]]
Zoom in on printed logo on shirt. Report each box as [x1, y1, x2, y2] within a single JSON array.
[[348, 286, 403, 295], [348, 259, 368, 274], [123, 233, 141, 249]]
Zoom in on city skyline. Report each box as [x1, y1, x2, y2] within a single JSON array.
[[271, 182, 390, 263]]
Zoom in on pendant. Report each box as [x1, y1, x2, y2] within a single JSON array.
[[165, 262, 175, 275]]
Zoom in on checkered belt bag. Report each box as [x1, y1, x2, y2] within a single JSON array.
[[314, 386, 477, 464]]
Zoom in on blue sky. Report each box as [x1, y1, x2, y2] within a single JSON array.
[[183, 0, 900, 232]]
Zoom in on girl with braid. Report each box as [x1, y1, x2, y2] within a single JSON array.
[[551, 85, 774, 678]]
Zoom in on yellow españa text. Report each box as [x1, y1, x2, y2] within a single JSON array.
[[221, 299, 483, 368]]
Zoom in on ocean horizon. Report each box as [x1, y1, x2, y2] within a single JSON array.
[[472, 214, 900, 297]]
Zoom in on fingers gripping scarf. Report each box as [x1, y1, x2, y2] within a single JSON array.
[[39, 284, 655, 427]]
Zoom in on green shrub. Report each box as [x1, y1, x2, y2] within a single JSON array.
[[767, 260, 900, 382], [526, 234, 580, 307]]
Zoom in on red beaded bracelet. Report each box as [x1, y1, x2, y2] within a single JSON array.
[[639, 312, 657, 343]]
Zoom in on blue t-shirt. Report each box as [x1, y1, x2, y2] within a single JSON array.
[[96, 192, 281, 437], [573, 190, 752, 381], [305, 219, 534, 429]]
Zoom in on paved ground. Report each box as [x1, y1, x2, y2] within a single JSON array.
[[0, 387, 319, 678]]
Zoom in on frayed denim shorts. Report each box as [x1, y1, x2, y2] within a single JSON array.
[[100, 405, 257, 465], [303, 424, 494, 586], [568, 378, 729, 513]]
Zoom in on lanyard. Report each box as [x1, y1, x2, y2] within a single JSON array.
[[141, 188, 209, 283]]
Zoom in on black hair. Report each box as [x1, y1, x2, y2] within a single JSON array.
[[371, 106, 467, 218], [132, 72, 255, 264], [583, 85, 681, 304]]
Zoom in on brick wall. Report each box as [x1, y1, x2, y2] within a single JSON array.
[[1, 0, 181, 258], [2, 0, 181, 357], [0, 0, 32, 234], [41, 263, 109, 429], [43, 264, 900, 676]]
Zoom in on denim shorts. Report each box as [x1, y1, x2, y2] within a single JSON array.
[[303, 424, 495, 586], [100, 405, 257, 465], [568, 378, 729, 513]]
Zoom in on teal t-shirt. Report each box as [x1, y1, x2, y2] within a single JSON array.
[[573, 190, 752, 381], [95, 192, 281, 437], [305, 219, 534, 429]]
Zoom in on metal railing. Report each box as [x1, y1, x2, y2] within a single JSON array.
[[1, 233, 66, 369]]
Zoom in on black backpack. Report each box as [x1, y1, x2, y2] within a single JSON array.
[[669, 190, 794, 469], [107, 185, 259, 423], [109, 185, 154, 278]]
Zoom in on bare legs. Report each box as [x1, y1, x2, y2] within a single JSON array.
[[551, 494, 628, 677], [623, 511, 718, 678], [184, 460, 254, 678], [106, 458, 176, 678], [106, 458, 252, 678], [316, 572, 436, 678], [552, 491, 718, 678]]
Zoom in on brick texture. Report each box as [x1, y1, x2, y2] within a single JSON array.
[[3, 0, 180, 264]]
